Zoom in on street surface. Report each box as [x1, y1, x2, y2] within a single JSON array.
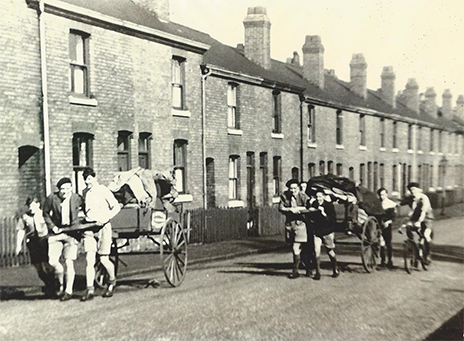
[[1, 216, 463, 341]]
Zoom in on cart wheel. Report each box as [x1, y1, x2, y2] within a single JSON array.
[[160, 219, 188, 287], [94, 255, 116, 289], [403, 240, 416, 274], [360, 216, 381, 273], [94, 260, 108, 288]]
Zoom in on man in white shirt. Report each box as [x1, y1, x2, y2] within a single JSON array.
[[81, 168, 121, 301]]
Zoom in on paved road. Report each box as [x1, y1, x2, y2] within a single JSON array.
[[1, 216, 463, 341]]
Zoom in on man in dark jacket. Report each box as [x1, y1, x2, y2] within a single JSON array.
[[43, 177, 82, 301], [279, 179, 311, 279], [308, 189, 339, 280]]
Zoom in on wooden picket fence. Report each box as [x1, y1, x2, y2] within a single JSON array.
[[0, 217, 30, 267]]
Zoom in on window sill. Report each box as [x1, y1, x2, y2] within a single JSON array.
[[336, 144, 344, 150], [272, 197, 281, 204], [429, 151, 435, 155], [418, 150, 423, 154], [428, 187, 436, 193], [407, 149, 413, 154], [175, 194, 193, 203], [228, 200, 244, 208], [392, 148, 399, 153], [379, 147, 386, 152], [227, 128, 243, 136], [172, 108, 191, 117], [307, 142, 317, 149], [391, 191, 400, 198], [69, 95, 98, 107], [359, 145, 367, 151], [438, 152, 443, 156], [437, 187, 443, 191], [271, 133, 284, 139]]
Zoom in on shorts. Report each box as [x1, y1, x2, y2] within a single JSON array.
[[314, 233, 335, 257], [48, 233, 78, 262], [83, 223, 113, 255], [286, 221, 307, 243], [27, 236, 49, 265]]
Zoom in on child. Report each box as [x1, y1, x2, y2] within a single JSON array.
[[16, 197, 56, 296]]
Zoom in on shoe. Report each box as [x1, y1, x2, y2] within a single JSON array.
[[304, 270, 312, 278], [55, 289, 65, 298], [288, 272, 300, 279], [60, 292, 72, 301], [332, 270, 340, 278], [80, 290, 94, 302], [386, 261, 394, 269], [379, 262, 386, 268], [102, 284, 115, 298], [313, 273, 321, 281]]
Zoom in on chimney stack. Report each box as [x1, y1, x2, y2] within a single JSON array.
[[302, 35, 324, 89], [131, 0, 169, 22], [456, 95, 464, 119], [243, 7, 271, 69], [441, 89, 453, 118], [424, 87, 437, 116], [381, 66, 396, 108], [350, 54, 367, 99], [404, 78, 419, 113], [291, 51, 300, 66]]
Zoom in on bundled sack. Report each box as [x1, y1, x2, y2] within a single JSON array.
[[355, 186, 385, 217]]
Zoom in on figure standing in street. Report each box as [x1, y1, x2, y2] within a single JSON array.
[[43, 177, 82, 301], [308, 189, 339, 280], [81, 168, 121, 301], [279, 179, 311, 279], [377, 187, 397, 268], [16, 197, 55, 296]]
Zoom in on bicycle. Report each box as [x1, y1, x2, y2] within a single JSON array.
[[399, 223, 429, 274]]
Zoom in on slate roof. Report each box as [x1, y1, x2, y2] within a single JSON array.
[[53, 0, 462, 131], [55, 0, 217, 46]]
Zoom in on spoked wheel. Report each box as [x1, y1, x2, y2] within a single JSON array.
[[360, 216, 381, 273], [160, 219, 188, 287], [418, 242, 428, 271], [94, 260, 108, 288], [403, 240, 416, 274]]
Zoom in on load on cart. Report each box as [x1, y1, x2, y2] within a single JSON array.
[[305, 174, 386, 272], [95, 167, 188, 287]]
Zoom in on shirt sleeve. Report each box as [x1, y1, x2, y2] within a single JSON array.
[[103, 186, 121, 221]]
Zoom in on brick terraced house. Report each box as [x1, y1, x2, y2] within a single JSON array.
[[1, 0, 463, 217]]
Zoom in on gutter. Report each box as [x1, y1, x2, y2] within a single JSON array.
[[38, 0, 52, 195]]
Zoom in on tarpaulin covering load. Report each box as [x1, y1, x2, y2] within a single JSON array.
[[305, 174, 385, 217], [108, 167, 178, 210], [305, 174, 358, 204]]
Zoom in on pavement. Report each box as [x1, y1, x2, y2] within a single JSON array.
[[1, 203, 462, 297]]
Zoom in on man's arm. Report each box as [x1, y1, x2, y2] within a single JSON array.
[[15, 218, 26, 255], [42, 195, 59, 233], [104, 187, 121, 222]]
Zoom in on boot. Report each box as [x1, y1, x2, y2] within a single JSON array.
[[379, 247, 386, 267], [288, 254, 300, 279], [330, 255, 339, 278], [103, 281, 116, 298], [313, 257, 321, 280]]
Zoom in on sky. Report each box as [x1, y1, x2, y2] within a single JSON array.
[[170, 0, 464, 105]]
